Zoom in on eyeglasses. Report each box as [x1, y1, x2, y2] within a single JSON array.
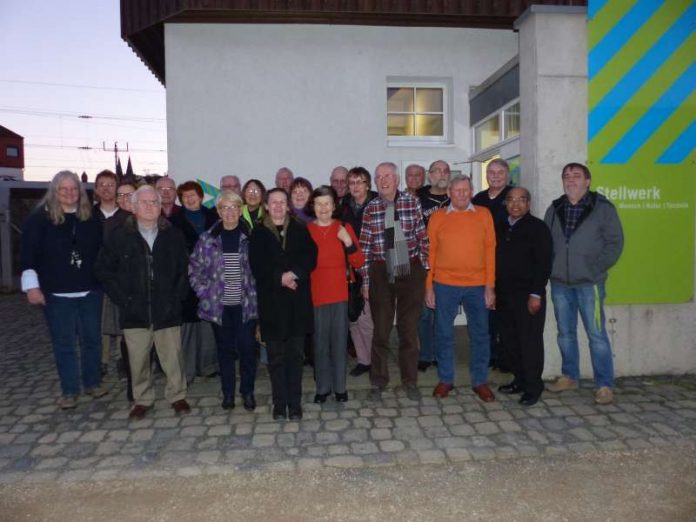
[[505, 197, 529, 203], [219, 205, 241, 211], [157, 187, 175, 193], [137, 200, 160, 207], [116, 192, 133, 198], [245, 188, 261, 195]]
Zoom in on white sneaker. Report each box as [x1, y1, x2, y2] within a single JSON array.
[[546, 375, 578, 392], [594, 387, 614, 405]]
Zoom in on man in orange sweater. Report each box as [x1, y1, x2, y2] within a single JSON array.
[[425, 175, 496, 402]]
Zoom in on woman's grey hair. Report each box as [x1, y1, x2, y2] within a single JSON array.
[[39, 170, 92, 225], [130, 184, 162, 207], [216, 190, 243, 208], [448, 174, 474, 191]]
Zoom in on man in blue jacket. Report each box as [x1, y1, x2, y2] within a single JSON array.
[[544, 163, 623, 405]]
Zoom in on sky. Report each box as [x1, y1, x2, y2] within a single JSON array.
[[1, 0, 167, 181]]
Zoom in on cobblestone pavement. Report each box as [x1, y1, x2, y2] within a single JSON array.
[[1, 294, 695, 484]]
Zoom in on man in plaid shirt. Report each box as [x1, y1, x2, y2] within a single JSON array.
[[359, 162, 429, 401]]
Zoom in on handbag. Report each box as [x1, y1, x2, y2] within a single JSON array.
[[346, 264, 365, 322]]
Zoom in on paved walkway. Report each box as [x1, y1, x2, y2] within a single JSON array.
[[1, 294, 695, 484]]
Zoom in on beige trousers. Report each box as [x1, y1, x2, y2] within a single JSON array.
[[123, 326, 187, 407]]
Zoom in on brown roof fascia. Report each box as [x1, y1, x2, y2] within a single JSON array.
[[120, 0, 588, 86]]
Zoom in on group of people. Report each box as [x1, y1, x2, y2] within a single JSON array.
[[21, 159, 623, 422]]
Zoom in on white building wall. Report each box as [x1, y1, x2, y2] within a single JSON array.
[[165, 24, 518, 189], [517, 7, 696, 378]]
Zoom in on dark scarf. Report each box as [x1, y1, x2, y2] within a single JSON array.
[[384, 198, 410, 282]]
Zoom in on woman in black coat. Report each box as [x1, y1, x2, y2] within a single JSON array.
[[250, 188, 317, 421], [168, 180, 219, 383]]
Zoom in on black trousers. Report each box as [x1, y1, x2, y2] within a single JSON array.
[[211, 306, 257, 401], [497, 291, 546, 397], [266, 336, 305, 409]]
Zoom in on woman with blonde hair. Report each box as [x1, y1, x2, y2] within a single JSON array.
[[21, 170, 106, 409], [189, 191, 259, 411]]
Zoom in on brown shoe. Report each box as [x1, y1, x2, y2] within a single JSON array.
[[472, 384, 496, 402], [546, 375, 578, 393], [433, 382, 454, 398], [129, 404, 149, 420], [172, 399, 191, 415]]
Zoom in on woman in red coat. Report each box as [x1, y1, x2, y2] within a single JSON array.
[[307, 186, 364, 404]]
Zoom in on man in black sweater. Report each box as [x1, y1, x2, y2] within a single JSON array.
[[495, 187, 552, 406]]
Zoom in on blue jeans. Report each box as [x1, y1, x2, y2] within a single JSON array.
[[434, 283, 490, 387], [44, 291, 103, 397], [551, 282, 614, 388], [418, 306, 435, 362]]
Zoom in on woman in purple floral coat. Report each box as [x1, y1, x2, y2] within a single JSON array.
[[189, 191, 258, 411]]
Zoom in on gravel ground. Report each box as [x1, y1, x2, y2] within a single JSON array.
[[2, 443, 695, 522]]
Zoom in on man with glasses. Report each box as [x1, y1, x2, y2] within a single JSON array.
[[94, 170, 119, 221], [340, 167, 378, 377], [155, 176, 180, 218], [495, 187, 552, 406], [416, 160, 451, 372], [96, 185, 191, 420]]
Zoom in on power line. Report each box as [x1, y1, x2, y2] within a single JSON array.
[[0, 106, 165, 123], [25, 143, 167, 153], [0, 79, 163, 94]]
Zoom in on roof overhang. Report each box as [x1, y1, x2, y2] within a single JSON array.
[[121, 0, 588, 85]]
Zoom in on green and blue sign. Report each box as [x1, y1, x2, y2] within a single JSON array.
[[589, 0, 695, 303]]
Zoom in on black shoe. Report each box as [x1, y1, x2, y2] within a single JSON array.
[[349, 363, 370, 377], [314, 392, 330, 404], [288, 405, 303, 421], [242, 394, 256, 412], [335, 392, 348, 402], [272, 405, 287, 420], [222, 397, 235, 410], [519, 392, 540, 406], [417, 361, 432, 372], [498, 383, 524, 395]]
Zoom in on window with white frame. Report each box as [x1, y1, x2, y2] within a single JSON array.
[[473, 100, 520, 153], [387, 80, 450, 144]]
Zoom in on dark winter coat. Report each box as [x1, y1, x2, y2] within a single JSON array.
[[95, 215, 189, 330], [495, 213, 552, 296], [544, 191, 623, 286], [168, 205, 219, 321], [21, 209, 102, 294], [249, 216, 317, 342]]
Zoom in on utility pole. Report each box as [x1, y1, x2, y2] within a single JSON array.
[[102, 141, 129, 172]]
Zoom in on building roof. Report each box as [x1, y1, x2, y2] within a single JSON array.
[[120, 0, 587, 85], [0, 125, 23, 140]]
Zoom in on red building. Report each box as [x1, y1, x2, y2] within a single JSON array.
[[0, 125, 24, 180]]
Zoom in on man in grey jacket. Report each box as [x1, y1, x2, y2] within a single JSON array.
[[544, 163, 623, 405]]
